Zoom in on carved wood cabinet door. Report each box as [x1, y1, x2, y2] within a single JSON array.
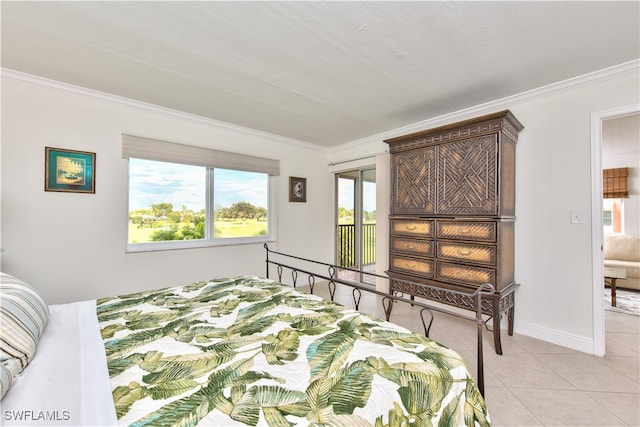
[[390, 146, 436, 215], [437, 135, 497, 216]]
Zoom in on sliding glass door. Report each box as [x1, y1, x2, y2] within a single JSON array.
[[336, 168, 376, 284]]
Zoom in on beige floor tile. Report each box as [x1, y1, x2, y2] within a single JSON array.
[[510, 334, 585, 356], [601, 356, 640, 383], [509, 388, 627, 426], [483, 386, 542, 426], [481, 350, 576, 390], [606, 312, 640, 333], [607, 331, 640, 355], [534, 353, 639, 393], [607, 336, 640, 358], [584, 391, 640, 426]]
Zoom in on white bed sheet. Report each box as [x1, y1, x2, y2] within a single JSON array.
[[1, 300, 117, 426]]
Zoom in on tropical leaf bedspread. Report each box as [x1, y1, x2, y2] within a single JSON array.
[[96, 276, 490, 426]]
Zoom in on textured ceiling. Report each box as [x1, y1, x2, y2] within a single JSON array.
[[2, 1, 639, 147]]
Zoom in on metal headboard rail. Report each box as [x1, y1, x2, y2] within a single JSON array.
[[264, 244, 495, 396]]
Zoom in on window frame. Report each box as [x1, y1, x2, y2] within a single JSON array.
[[123, 135, 278, 252]]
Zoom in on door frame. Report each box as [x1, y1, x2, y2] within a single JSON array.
[[334, 167, 376, 283], [590, 104, 639, 356]]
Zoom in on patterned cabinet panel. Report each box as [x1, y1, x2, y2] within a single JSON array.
[[390, 237, 434, 258], [436, 262, 496, 288], [390, 219, 434, 238], [437, 136, 498, 216], [390, 146, 436, 214], [389, 255, 434, 278], [436, 220, 497, 242], [436, 241, 496, 266]]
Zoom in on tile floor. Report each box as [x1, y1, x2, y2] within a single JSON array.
[[298, 281, 640, 426]]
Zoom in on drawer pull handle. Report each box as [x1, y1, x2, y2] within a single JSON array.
[[407, 243, 418, 250], [457, 249, 472, 256], [405, 224, 417, 231]]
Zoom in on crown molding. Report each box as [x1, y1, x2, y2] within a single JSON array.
[[3, 60, 637, 154], [337, 59, 640, 151], [0, 67, 328, 152]]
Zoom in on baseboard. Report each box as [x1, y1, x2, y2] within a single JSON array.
[[512, 320, 595, 355]]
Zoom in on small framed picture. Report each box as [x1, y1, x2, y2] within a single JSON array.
[[289, 176, 307, 202], [45, 147, 96, 193]]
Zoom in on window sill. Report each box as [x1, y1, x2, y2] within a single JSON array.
[[125, 237, 275, 253]]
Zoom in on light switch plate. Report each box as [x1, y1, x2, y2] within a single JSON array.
[[570, 209, 585, 224]]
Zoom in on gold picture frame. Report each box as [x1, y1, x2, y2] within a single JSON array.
[[45, 147, 96, 193]]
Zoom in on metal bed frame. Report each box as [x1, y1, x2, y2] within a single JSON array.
[[264, 244, 496, 396]]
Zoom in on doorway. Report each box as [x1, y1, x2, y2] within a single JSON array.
[[336, 168, 376, 284], [591, 105, 640, 356]]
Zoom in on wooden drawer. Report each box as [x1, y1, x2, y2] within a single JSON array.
[[390, 219, 434, 238], [389, 255, 433, 278], [436, 262, 496, 287], [436, 241, 496, 266], [390, 237, 434, 257], [436, 220, 496, 242]]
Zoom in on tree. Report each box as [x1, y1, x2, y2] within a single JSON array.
[[229, 201, 256, 220], [180, 222, 205, 240], [167, 211, 181, 223], [216, 207, 230, 220], [338, 207, 354, 224], [150, 226, 178, 241], [255, 207, 267, 221], [151, 203, 173, 218]]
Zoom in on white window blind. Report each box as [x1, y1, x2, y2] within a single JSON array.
[[122, 134, 280, 176]]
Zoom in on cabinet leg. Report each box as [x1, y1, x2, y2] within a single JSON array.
[[507, 306, 515, 336], [492, 313, 503, 355]]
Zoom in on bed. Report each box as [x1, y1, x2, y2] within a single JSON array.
[[1, 246, 493, 426]]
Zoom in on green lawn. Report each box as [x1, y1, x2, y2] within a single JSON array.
[[128, 219, 267, 243], [213, 220, 267, 238]]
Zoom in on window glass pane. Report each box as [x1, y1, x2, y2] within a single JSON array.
[[338, 177, 355, 225], [128, 159, 206, 243], [213, 169, 269, 238]]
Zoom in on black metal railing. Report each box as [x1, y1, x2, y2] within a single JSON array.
[[263, 243, 494, 396], [337, 223, 376, 268]]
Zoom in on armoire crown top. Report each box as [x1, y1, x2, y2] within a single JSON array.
[[384, 110, 524, 151]]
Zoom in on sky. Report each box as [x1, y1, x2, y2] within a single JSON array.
[[129, 159, 375, 213], [338, 178, 376, 213], [128, 159, 268, 211]]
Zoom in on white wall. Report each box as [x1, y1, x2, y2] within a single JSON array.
[[2, 65, 639, 354], [329, 67, 640, 353], [0, 75, 333, 304]]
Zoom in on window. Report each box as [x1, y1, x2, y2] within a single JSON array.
[[603, 198, 624, 235], [123, 135, 278, 251]]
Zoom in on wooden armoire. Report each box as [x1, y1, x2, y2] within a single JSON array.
[[384, 110, 524, 355]]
